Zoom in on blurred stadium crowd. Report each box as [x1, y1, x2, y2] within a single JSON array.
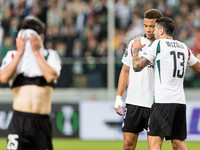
[[0, 0, 200, 88]]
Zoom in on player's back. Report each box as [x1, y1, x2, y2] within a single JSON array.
[[153, 39, 190, 104]]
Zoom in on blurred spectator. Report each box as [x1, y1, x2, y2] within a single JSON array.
[[114, 28, 126, 51], [60, 23, 76, 57], [45, 26, 58, 47], [0, 22, 4, 48], [96, 38, 107, 57], [1, 9, 12, 36], [192, 27, 200, 56], [93, 0, 107, 41], [60, 16, 76, 37], [156, 0, 166, 12], [55, 40, 67, 57], [115, 42, 126, 59], [47, 0, 63, 27], [1, 36, 15, 58], [27, 1, 48, 23], [72, 38, 84, 57], [115, 0, 131, 30], [124, 13, 143, 43], [193, 5, 200, 28], [9, 17, 18, 38], [12, 0, 26, 19], [84, 37, 97, 57], [68, 0, 88, 16], [163, 7, 173, 18], [79, 28, 94, 53], [166, 0, 180, 7], [45, 40, 54, 50]]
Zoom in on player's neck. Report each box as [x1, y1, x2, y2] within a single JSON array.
[[161, 35, 173, 40], [147, 37, 156, 43]]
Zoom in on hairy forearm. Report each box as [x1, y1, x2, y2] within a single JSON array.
[[117, 65, 129, 96], [132, 48, 150, 72], [0, 53, 22, 83], [34, 52, 58, 83]]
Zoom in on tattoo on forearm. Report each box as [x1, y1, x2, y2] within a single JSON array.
[[132, 48, 150, 72]]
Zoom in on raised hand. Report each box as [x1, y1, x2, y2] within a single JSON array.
[[29, 33, 42, 53], [16, 36, 28, 56], [132, 36, 146, 51]]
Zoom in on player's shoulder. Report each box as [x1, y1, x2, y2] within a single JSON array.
[[46, 49, 61, 60], [4, 50, 17, 57], [47, 48, 56, 53], [147, 39, 160, 48], [126, 37, 135, 47], [174, 39, 187, 47], [6, 50, 17, 54], [153, 39, 161, 43], [1, 50, 17, 66], [45, 49, 59, 56], [161, 39, 187, 49]]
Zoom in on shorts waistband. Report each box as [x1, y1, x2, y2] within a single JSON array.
[[13, 110, 49, 119]]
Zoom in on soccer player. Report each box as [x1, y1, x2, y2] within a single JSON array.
[[132, 17, 200, 150], [114, 9, 163, 150], [0, 17, 61, 150]]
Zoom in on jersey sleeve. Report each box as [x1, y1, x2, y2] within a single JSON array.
[[187, 48, 198, 66], [141, 40, 160, 61], [121, 39, 134, 67], [0, 50, 17, 70], [47, 50, 62, 76]]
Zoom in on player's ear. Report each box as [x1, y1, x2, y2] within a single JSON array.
[[40, 35, 45, 41], [160, 27, 164, 35]]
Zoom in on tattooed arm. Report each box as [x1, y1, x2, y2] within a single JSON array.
[[131, 37, 150, 72], [132, 48, 150, 72]]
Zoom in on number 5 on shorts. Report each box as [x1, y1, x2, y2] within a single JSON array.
[[7, 134, 19, 150]]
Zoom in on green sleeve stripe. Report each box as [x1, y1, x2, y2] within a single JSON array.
[[156, 40, 161, 83], [156, 40, 161, 55], [157, 60, 161, 83]]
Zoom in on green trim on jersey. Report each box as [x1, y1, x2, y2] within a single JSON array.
[[44, 50, 49, 60], [153, 96, 155, 104], [156, 41, 161, 83], [157, 60, 161, 83], [156, 41, 161, 54]]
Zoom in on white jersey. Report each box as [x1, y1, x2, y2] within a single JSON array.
[[142, 39, 197, 104], [122, 37, 154, 108], [0, 49, 61, 87]]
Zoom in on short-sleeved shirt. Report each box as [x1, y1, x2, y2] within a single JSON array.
[[142, 39, 197, 104], [122, 37, 154, 108], [0, 49, 61, 87]]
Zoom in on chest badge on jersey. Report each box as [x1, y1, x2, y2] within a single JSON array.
[[124, 50, 128, 57]]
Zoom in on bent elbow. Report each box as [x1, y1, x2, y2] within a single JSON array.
[[45, 77, 55, 83], [45, 74, 58, 83], [0, 76, 9, 84]]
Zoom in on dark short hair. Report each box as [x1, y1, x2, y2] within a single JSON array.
[[144, 9, 163, 19], [17, 17, 45, 35], [156, 17, 175, 36]]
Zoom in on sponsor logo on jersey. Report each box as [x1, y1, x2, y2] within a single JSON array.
[[147, 62, 154, 68]]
